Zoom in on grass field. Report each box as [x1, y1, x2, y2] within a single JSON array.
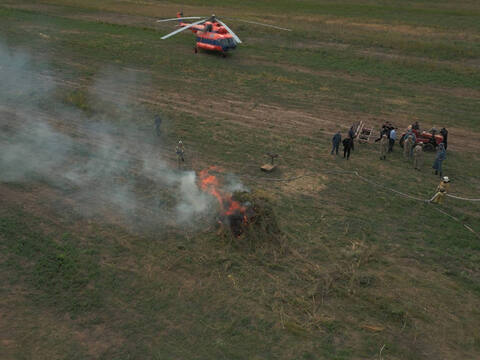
[[1, 1, 480, 359]]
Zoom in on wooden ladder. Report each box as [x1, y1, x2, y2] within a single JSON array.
[[357, 121, 375, 143]]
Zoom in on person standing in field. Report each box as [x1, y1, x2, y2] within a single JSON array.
[[389, 127, 396, 152], [331, 130, 342, 155], [432, 143, 446, 177], [175, 140, 185, 168], [409, 132, 417, 157], [413, 142, 423, 170], [379, 134, 388, 160], [440, 127, 448, 150], [348, 125, 355, 151], [405, 126, 416, 151], [154, 114, 162, 137], [404, 135, 413, 160], [343, 138, 352, 160], [375, 123, 387, 142]]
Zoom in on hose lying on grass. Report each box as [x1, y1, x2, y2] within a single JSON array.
[[239, 169, 480, 239]]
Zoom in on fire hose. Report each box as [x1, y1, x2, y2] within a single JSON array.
[[239, 169, 479, 239], [446, 194, 480, 202]]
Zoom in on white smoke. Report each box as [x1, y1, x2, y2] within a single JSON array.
[[0, 41, 224, 229], [0, 120, 71, 182], [225, 173, 249, 193], [175, 171, 213, 223]]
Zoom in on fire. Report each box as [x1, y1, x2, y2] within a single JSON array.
[[198, 166, 247, 227]]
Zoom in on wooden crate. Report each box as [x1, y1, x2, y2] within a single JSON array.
[[261, 164, 277, 172]]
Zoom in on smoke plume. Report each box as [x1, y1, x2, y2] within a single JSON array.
[[0, 41, 224, 230]]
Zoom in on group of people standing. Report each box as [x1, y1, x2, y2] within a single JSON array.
[[330, 121, 451, 204], [331, 123, 396, 161], [330, 122, 449, 179], [331, 126, 356, 160], [400, 125, 424, 170], [375, 122, 397, 153], [382, 124, 449, 178]]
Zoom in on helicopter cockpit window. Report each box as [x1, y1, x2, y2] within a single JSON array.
[[218, 38, 236, 48]]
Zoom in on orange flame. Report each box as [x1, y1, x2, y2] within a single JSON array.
[[198, 166, 246, 219]]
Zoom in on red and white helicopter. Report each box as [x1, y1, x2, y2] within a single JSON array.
[[157, 12, 291, 56]]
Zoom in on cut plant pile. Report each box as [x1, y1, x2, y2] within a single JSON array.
[[226, 190, 285, 250]]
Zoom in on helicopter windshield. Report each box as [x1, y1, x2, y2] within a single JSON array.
[[219, 38, 236, 49]]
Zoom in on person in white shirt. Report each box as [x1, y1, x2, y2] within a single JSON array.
[[388, 128, 396, 153]]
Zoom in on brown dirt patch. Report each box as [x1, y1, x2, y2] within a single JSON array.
[[279, 173, 327, 196]]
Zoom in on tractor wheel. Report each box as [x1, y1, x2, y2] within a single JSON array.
[[423, 143, 434, 152]]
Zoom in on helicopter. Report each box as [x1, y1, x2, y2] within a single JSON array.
[[157, 12, 291, 57]]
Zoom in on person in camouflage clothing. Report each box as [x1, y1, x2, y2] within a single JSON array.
[[379, 134, 388, 160], [413, 142, 423, 170], [403, 135, 413, 160], [175, 140, 185, 168]]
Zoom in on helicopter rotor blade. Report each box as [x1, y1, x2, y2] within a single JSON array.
[[224, 17, 292, 31], [156, 17, 203, 23], [215, 19, 242, 44], [161, 18, 207, 40]]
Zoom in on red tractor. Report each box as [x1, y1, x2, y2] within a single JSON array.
[[400, 129, 443, 151]]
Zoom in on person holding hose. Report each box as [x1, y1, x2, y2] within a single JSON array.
[[431, 176, 450, 204]]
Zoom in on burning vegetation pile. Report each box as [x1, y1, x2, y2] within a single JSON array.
[[198, 167, 283, 249], [230, 190, 283, 245]]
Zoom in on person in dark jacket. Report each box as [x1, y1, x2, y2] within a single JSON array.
[[331, 131, 342, 155], [375, 123, 389, 142], [348, 126, 355, 151], [432, 143, 446, 177], [440, 127, 448, 150], [343, 138, 353, 160], [154, 115, 162, 136]]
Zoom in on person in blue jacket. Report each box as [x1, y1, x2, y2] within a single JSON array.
[[154, 114, 162, 136], [331, 131, 342, 155], [432, 143, 446, 177]]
